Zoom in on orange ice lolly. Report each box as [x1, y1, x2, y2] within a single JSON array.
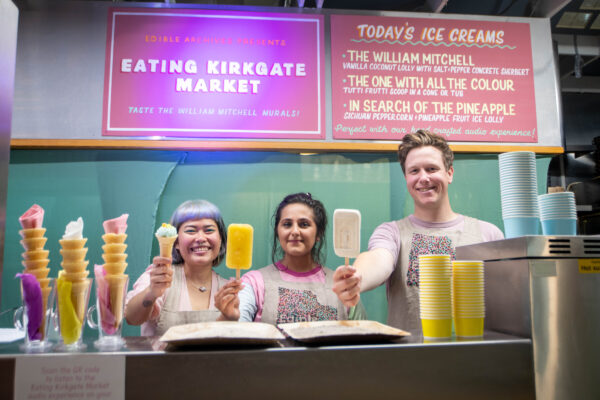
[[226, 224, 253, 279]]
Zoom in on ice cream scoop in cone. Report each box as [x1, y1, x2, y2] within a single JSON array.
[[105, 274, 128, 328], [102, 243, 127, 254], [19, 228, 46, 239], [156, 235, 177, 258], [20, 237, 48, 251], [59, 238, 87, 250], [22, 250, 49, 261], [22, 259, 50, 271], [104, 262, 127, 275], [70, 279, 91, 323], [102, 233, 127, 244]]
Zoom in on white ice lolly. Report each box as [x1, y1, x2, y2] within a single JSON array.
[[333, 209, 361, 261]]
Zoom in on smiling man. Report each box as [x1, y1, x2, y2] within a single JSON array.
[[333, 130, 503, 334]]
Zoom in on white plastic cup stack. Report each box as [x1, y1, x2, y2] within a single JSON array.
[[419, 254, 452, 339], [452, 260, 485, 337], [538, 192, 577, 235], [498, 151, 540, 238]]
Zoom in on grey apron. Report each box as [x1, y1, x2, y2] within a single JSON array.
[[259, 263, 348, 325], [156, 264, 227, 336]]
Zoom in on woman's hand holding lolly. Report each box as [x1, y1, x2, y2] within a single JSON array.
[[332, 265, 362, 307], [215, 279, 244, 321]]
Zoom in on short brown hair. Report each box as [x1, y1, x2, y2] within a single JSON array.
[[397, 130, 454, 174]]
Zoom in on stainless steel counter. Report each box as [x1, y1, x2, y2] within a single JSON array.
[[0, 331, 534, 400]]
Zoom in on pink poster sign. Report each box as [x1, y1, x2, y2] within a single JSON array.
[[103, 9, 325, 139], [330, 15, 538, 142]]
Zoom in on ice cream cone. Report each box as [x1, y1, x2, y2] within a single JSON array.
[[59, 238, 87, 250], [60, 260, 89, 274], [70, 279, 91, 322], [61, 270, 89, 282], [102, 233, 127, 244], [102, 253, 127, 263], [19, 228, 46, 239], [22, 250, 49, 261], [24, 267, 50, 280], [40, 285, 53, 337], [38, 277, 51, 289], [59, 248, 88, 262], [156, 235, 177, 258], [20, 237, 47, 251], [103, 262, 127, 275], [105, 274, 128, 327], [102, 243, 127, 254], [22, 258, 50, 270]]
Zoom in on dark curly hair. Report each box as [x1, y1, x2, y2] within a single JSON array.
[[271, 193, 327, 266]]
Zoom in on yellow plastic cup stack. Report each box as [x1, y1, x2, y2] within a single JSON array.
[[101, 233, 128, 326], [19, 227, 53, 335], [59, 237, 91, 323], [419, 254, 453, 339], [452, 260, 485, 338]]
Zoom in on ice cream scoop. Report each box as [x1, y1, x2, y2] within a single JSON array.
[[63, 217, 84, 239], [155, 223, 177, 258], [103, 213, 129, 235], [19, 204, 44, 229], [333, 209, 361, 266], [226, 223, 253, 279]]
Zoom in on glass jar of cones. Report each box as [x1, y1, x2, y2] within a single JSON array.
[[15, 227, 55, 352], [87, 232, 128, 350], [56, 237, 92, 351]]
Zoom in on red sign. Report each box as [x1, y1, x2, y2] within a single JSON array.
[[330, 15, 538, 142], [103, 9, 325, 139]]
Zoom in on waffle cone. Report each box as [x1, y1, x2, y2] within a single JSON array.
[[102, 233, 127, 244], [40, 286, 53, 337], [22, 258, 50, 270], [19, 228, 46, 239], [102, 243, 127, 254], [60, 260, 89, 273], [24, 267, 50, 280], [63, 270, 89, 282], [38, 277, 51, 289], [106, 274, 128, 326], [71, 280, 91, 322], [60, 248, 88, 262], [157, 235, 177, 258], [59, 238, 87, 250], [104, 262, 127, 275], [102, 253, 127, 263], [20, 237, 47, 251], [22, 250, 49, 261]]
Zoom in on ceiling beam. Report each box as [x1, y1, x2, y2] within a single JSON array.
[[561, 75, 600, 92], [529, 0, 572, 17]]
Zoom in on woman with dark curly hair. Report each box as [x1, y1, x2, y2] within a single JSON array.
[[216, 193, 365, 324]]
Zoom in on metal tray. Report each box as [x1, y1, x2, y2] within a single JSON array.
[[159, 321, 285, 347], [277, 320, 410, 344]]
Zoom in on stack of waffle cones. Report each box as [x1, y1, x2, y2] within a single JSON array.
[[101, 233, 128, 326], [19, 227, 52, 335], [59, 237, 90, 323]]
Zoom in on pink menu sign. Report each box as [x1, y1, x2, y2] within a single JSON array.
[[103, 9, 325, 139], [331, 15, 538, 142]]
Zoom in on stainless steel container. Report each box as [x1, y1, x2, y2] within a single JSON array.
[[456, 236, 600, 400]]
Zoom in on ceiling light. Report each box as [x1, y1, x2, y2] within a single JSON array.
[[580, 0, 600, 10], [556, 12, 593, 29], [591, 15, 600, 29]]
